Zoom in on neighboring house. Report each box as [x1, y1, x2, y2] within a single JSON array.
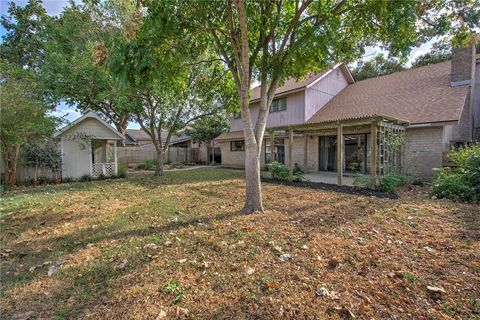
[[122, 128, 214, 164], [54, 111, 124, 179], [216, 44, 479, 183]]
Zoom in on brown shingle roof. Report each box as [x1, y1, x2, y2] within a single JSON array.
[[250, 71, 331, 101], [214, 131, 245, 141], [307, 60, 469, 125]]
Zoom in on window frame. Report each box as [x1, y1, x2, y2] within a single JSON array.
[[230, 140, 245, 152], [269, 97, 287, 113]]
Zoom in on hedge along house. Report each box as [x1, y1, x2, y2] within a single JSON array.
[[215, 44, 479, 186], [54, 111, 124, 179]]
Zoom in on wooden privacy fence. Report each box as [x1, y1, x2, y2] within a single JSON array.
[[0, 162, 59, 185], [117, 145, 209, 165]]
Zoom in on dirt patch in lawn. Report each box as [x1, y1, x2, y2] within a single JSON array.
[[1, 168, 479, 319]]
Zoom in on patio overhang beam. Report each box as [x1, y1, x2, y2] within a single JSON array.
[[273, 115, 408, 133]]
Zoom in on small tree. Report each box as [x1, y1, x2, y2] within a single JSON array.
[[0, 63, 58, 186], [23, 142, 62, 183]]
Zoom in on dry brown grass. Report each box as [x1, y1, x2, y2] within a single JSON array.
[[1, 168, 479, 319]]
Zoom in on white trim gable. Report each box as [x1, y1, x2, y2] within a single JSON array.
[[53, 111, 124, 140]]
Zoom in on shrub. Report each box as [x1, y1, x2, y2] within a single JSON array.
[[353, 172, 406, 192], [117, 164, 127, 178], [432, 143, 480, 201], [138, 159, 156, 170], [268, 161, 304, 181], [353, 174, 374, 188], [379, 172, 407, 193]]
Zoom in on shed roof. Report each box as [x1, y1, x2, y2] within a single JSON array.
[[307, 60, 469, 125], [54, 111, 124, 140]]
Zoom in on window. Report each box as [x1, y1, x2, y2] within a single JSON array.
[[265, 138, 285, 164], [270, 98, 287, 113], [233, 111, 241, 119], [230, 140, 245, 151]]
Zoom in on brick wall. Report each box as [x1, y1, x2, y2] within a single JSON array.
[[404, 127, 444, 179], [219, 141, 246, 168], [451, 46, 474, 84]]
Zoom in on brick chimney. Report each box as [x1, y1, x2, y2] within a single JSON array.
[[450, 44, 476, 86]]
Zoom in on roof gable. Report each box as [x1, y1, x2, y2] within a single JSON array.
[[249, 64, 354, 102], [54, 111, 124, 140]]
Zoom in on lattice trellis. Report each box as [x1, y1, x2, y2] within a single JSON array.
[[377, 121, 406, 176], [92, 163, 116, 177]]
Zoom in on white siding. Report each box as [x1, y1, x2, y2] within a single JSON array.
[[62, 118, 120, 140], [304, 68, 349, 121], [62, 138, 91, 179]]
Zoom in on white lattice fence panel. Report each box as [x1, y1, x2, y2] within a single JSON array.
[[91, 163, 116, 177]]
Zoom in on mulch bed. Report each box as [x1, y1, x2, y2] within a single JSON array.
[[261, 177, 398, 199]]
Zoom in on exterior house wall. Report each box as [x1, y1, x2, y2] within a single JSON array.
[[304, 68, 349, 121], [404, 127, 444, 179], [62, 139, 91, 179], [474, 61, 480, 138], [451, 92, 473, 142], [229, 91, 306, 131]]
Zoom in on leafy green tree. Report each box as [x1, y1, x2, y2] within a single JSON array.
[[411, 41, 451, 68], [0, 1, 58, 186], [0, 0, 49, 69], [0, 62, 58, 186], [190, 114, 230, 144], [351, 55, 406, 81], [41, 2, 136, 140], [108, 6, 236, 176]]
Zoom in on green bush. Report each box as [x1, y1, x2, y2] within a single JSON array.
[[353, 174, 374, 188], [117, 164, 127, 178], [432, 143, 480, 201], [138, 159, 156, 170], [268, 161, 304, 181], [379, 172, 407, 193]]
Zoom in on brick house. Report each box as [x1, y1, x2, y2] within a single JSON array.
[[215, 44, 479, 184]]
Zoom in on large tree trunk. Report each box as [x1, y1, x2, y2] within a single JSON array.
[[242, 143, 263, 213], [155, 149, 164, 176]]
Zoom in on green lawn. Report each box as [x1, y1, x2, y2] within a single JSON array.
[[1, 168, 479, 319]]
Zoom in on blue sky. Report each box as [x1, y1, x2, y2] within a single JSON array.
[[2, 0, 434, 129]]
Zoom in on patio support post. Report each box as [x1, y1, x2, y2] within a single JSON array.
[[370, 122, 378, 188], [288, 129, 294, 180], [113, 141, 118, 175], [303, 134, 308, 173], [270, 130, 275, 162], [337, 124, 343, 186]]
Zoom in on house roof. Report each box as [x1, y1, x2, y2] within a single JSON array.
[[249, 64, 354, 102], [54, 111, 124, 140], [307, 60, 469, 125], [125, 128, 193, 145], [125, 129, 163, 141]]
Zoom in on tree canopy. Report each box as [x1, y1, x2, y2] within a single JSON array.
[[41, 1, 137, 137]]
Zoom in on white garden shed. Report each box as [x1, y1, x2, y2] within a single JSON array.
[[54, 111, 124, 179]]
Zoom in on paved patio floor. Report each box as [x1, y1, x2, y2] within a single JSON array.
[[304, 171, 356, 186]]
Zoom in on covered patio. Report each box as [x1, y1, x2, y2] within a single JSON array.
[[271, 115, 408, 187]]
